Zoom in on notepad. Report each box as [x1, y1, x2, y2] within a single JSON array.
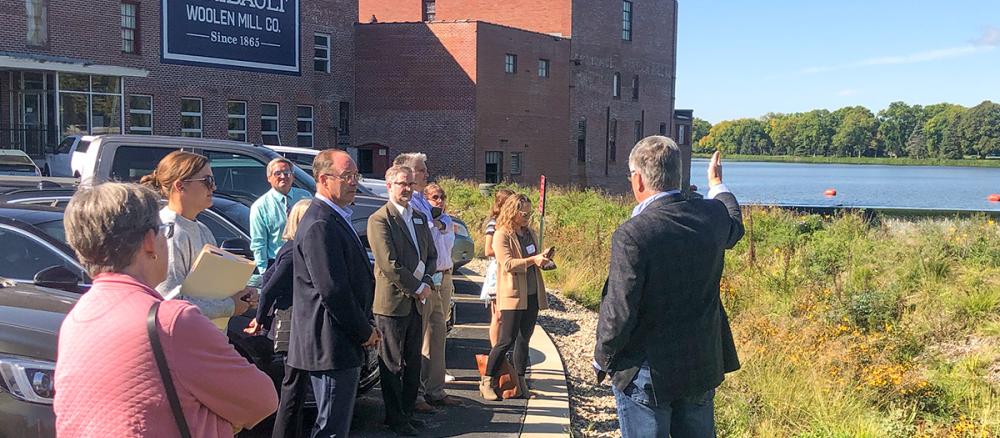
[[180, 244, 256, 300]]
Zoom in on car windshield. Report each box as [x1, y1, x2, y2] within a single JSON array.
[[0, 164, 39, 176]]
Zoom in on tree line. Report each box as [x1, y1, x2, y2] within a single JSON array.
[[693, 100, 1000, 159]]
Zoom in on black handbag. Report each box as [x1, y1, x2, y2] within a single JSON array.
[[147, 301, 193, 438]]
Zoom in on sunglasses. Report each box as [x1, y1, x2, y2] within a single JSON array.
[[430, 194, 447, 201], [183, 174, 216, 189]]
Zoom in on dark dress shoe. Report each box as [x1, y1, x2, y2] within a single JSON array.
[[389, 422, 419, 436], [427, 395, 462, 407], [413, 401, 436, 414]]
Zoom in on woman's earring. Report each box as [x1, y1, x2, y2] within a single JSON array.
[[151, 253, 157, 260]]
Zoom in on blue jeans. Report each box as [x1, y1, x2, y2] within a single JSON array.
[[612, 365, 716, 438], [309, 367, 361, 438]]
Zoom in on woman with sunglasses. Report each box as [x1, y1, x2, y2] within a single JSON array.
[[479, 193, 553, 401], [141, 150, 256, 321]]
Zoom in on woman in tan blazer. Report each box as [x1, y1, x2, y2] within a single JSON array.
[[479, 194, 553, 400]]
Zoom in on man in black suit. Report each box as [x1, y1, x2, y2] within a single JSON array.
[[288, 149, 379, 438], [594, 136, 744, 438], [368, 165, 437, 436]]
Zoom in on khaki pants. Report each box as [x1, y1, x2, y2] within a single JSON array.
[[419, 269, 453, 402]]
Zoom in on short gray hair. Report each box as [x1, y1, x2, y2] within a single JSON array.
[[64, 182, 161, 276], [393, 152, 427, 168], [628, 135, 682, 192], [384, 165, 412, 182], [266, 157, 293, 175]]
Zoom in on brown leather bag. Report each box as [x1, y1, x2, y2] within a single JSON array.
[[475, 353, 520, 399]]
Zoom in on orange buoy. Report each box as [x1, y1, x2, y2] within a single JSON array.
[[824, 188, 837, 197], [989, 194, 1000, 202]]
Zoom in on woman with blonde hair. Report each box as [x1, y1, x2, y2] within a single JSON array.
[[140, 150, 255, 321], [54, 182, 277, 437], [479, 193, 553, 400], [245, 198, 311, 438], [480, 188, 514, 346]]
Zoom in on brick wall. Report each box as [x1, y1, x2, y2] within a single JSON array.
[[354, 22, 478, 179], [359, 0, 572, 37], [475, 22, 571, 184], [1, 0, 355, 149]]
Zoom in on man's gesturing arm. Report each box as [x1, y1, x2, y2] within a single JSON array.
[[594, 228, 645, 371]]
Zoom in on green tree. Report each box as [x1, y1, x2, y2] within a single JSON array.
[[698, 118, 772, 155], [832, 106, 878, 157], [764, 113, 800, 155], [959, 100, 1000, 159], [905, 124, 928, 159], [876, 102, 921, 157], [924, 107, 965, 159], [692, 118, 712, 147], [793, 110, 835, 156]]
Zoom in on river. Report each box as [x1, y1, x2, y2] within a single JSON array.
[[690, 159, 1000, 211]]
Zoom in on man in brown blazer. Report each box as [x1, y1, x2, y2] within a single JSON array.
[[368, 164, 438, 436]]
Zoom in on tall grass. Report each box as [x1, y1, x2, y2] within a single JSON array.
[[440, 178, 1000, 437]]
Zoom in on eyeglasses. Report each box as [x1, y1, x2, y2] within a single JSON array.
[[391, 181, 416, 188], [517, 210, 533, 218], [155, 222, 175, 239], [271, 170, 292, 177], [322, 173, 363, 184], [183, 175, 216, 189], [430, 194, 447, 201], [627, 169, 637, 182]]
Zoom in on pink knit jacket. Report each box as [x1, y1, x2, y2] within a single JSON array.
[[54, 273, 278, 437]]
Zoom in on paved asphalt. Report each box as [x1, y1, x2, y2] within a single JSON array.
[[244, 270, 527, 437]]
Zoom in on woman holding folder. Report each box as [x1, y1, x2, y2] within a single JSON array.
[[141, 150, 256, 320]]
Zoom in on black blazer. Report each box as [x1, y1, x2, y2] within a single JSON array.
[[287, 198, 375, 372], [256, 240, 294, 331], [595, 191, 745, 402]]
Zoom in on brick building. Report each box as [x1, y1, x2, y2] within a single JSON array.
[[1, 0, 355, 158], [358, 0, 679, 189]]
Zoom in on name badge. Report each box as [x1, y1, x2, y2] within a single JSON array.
[[526, 244, 537, 255], [413, 217, 424, 225]]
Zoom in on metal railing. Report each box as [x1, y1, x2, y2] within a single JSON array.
[[0, 125, 56, 157]]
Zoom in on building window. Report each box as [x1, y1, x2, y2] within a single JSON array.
[[631, 75, 639, 100], [613, 73, 621, 99], [261, 103, 279, 144], [622, 0, 633, 41], [128, 95, 152, 135], [121, 2, 139, 53], [58, 73, 123, 137], [314, 33, 330, 73], [609, 118, 618, 162], [577, 119, 587, 163], [538, 59, 549, 78], [485, 151, 503, 183], [297, 105, 314, 148], [339, 101, 350, 136], [26, 0, 47, 47], [634, 120, 642, 144], [510, 152, 522, 175], [227, 101, 247, 141], [180, 98, 202, 138], [422, 0, 435, 21], [505, 54, 517, 74], [677, 125, 688, 145]]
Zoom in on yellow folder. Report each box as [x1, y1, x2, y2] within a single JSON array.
[[180, 244, 256, 330]]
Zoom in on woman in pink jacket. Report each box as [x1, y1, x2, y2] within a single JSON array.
[[54, 182, 278, 437]]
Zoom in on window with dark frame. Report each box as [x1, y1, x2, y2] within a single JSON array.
[[128, 95, 152, 135], [659, 122, 667, 136], [121, 2, 139, 54], [538, 59, 549, 78], [314, 34, 330, 72], [504, 54, 517, 74], [632, 75, 639, 100], [613, 72, 621, 99], [296, 105, 314, 148], [609, 119, 618, 162], [622, 0, 633, 41], [510, 152, 522, 175], [422, 0, 436, 21], [339, 101, 350, 135], [180, 98, 202, 138], [261, 103, 279, 144], [227, 101, 247, 141], [577, 119, 587, 163], [634, 120, 642, 144], [485, 151, 503, 183], [26, 0, 47, 47]]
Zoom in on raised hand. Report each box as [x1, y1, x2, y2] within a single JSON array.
[[708, 150, 723, 187]]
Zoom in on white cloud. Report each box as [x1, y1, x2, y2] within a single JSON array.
[[975, 26, 1000, 46]]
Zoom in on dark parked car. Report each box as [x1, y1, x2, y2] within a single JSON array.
[[0, 277, 76, 438]]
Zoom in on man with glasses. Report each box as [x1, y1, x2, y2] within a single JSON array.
[[368, 164, 437, 436], [249, 158, 312, 277], [289, 150, 378, 438], [392, 152, 461, 412]]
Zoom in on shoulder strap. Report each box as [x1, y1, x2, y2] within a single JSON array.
[[147, 302, 193, 438]]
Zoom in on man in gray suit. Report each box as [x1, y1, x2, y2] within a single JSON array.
[[594, 136, 744, 437], [368, 165, 438, 436]]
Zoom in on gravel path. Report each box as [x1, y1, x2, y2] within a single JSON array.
[[463, 259, 620, 438]]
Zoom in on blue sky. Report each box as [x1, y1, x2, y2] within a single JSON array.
[[675, 1, 1000, 123]]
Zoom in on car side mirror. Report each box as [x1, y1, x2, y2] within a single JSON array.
[[220, 238, 254, 260], [34, 265, 83, 293]]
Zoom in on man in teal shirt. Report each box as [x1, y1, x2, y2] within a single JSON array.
[[250, 158, 312, 276]]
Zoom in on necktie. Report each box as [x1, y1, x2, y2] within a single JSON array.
[[284, 195, 292, 215]]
